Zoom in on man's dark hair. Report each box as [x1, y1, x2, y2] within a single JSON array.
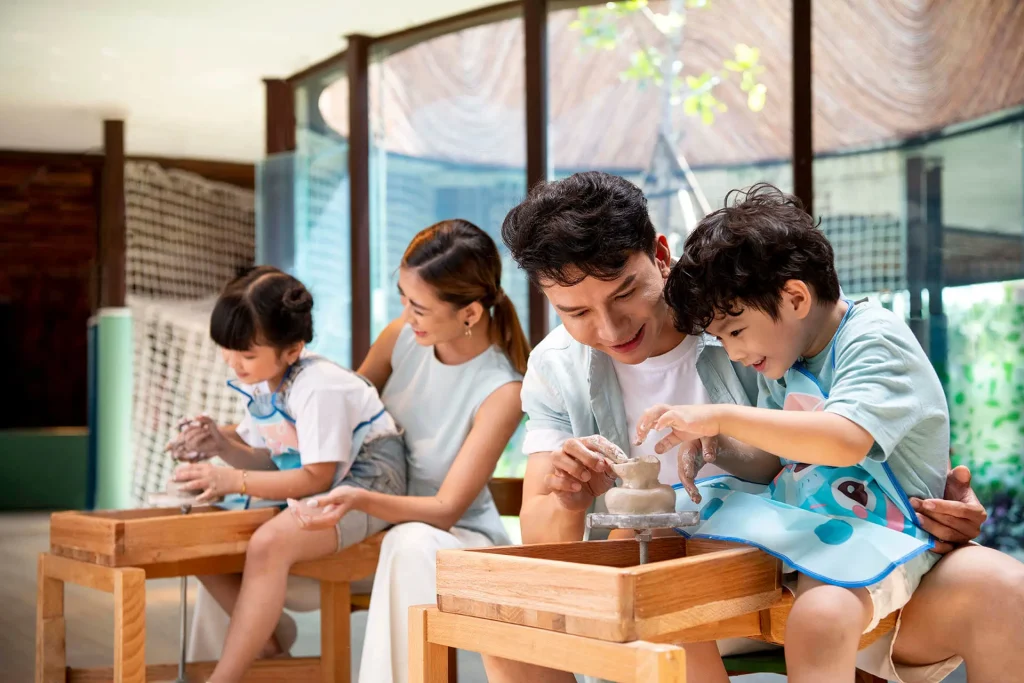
[[666, 183, 841, 334], [501, 171, 657, 286]]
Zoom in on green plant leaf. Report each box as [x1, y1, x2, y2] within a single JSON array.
[[748, 83, 767, 111], [701, 109, 715, 125], [724, 59, 743, 72]]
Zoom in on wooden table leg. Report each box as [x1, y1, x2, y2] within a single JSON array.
[[321, 580, 352, 683], [36, 554, 66, 683], [409, 606, 449, 683], [113, 568, 146, 683], [636, 647, 687, 683]]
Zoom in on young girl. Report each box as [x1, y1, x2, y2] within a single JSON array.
[[166, 265, 406, 683]]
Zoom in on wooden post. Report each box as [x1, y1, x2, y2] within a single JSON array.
[[409, 606, 450, 683], [635, 645, 687, 683], [113, 568, 146, 683], [347, 34, 372, 367], [99, 120, 126, 308], [264, 78, 297, 155], [35, 555, 66, 683], [792, 0, 813, 215], [524, 0, 550, 346], [321, 580, 352, 683]]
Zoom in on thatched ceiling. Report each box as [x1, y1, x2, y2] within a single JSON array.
[[319, 0, 1024, 168]]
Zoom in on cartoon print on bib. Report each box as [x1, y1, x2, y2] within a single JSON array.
[[674, 301, 934, 587]]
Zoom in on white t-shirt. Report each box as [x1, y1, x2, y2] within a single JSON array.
[[235, 358, 396, 470], [522, 335, 723, 485]]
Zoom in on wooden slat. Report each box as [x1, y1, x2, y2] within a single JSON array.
[[35, 554, 65, 683], [320, 581, 351, 683], [488, 478, 523, 517], [631, 547, 781, 632], [436, 593, 630, 642], [112, 569, 145, 683], [119, 507, 275, 566], [438, 547, 628, 612], [137, 553, 246, 580], [410, 606, 450, 683], [50, 512, 121, 566], [648, 610, 763, 644], [41, 554, 117, 594], [67, 657, 322, 683], [292, 531, 385, 582], [469, 536, 685, 565], [422, 607, 684, 683]]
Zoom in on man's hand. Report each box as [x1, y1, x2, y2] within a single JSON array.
[[545, 435, 620, 511], [910, 465, 988, 554]]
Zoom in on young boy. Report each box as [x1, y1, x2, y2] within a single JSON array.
[[640, 183, 949, 683]]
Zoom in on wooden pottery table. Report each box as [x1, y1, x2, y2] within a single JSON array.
[[37, 505, 370, 683], [410, 536, 896, 682]]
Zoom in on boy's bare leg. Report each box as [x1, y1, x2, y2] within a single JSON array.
[[785, 575, 872, 683], [889, 544, 1024, 682]]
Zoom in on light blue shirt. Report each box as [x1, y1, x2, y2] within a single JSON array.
[[520, 325, 760, 453], [381, 324, 521, 545], [758, 301, 949, 501]]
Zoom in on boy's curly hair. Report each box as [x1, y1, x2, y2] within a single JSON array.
[[666, 183, 841, 334]]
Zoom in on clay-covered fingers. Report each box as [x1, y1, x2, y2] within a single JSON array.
[[559, 438, 611, 479], [676, 440, 703, 504], [635, 404, 672, 445], [578, 434, 628, 464]]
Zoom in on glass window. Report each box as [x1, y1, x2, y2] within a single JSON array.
[[813, 0, 1024, 556]]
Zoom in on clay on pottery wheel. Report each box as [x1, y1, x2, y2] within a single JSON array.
[[604, 455, 676, 515]]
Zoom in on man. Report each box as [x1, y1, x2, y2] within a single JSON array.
[[485, 171, 1024, 683]]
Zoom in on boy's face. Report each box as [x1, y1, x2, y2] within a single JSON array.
[[704, 282, 812, 381], [541, 237, 677, 364]]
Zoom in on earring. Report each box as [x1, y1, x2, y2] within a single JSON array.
[[464, 321, 472, 337]]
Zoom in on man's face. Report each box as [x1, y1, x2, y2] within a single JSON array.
[[541, 239, 675, 364]]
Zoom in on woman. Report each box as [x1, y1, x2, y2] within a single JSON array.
[[189, 219, 527, 683]]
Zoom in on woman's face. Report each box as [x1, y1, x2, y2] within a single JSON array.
[[397, 267, 470, 346]]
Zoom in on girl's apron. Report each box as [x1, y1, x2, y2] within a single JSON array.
[[674, 302, 934, 587], [219, 355, 387, 510]]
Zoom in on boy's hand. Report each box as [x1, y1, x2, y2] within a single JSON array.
[[636, 404, 722, 453], [545, 435, 620, 511], [910, 465, 988, 554], [674, 436, 719, 504], [173, 462, 242, 503]]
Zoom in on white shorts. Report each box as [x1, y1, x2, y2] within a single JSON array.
[[720, 553, 961, 683]]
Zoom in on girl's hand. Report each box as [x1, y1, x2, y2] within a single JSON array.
[[166, 415, 231, 462], [173, 462, 242, 503], [288, 487, 362, 531]]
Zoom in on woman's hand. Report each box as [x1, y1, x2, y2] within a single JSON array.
[[166, 415, 235, 462], [288, 487, 364, 531], [173, 462, 243, 503]]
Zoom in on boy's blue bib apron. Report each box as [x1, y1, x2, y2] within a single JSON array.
[[674, 302, 935, 587], [218, 355, 387, 510]]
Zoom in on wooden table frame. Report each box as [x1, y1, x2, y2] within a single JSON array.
[[410, 606, 688, 683], [36, 535, 382, 683]]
